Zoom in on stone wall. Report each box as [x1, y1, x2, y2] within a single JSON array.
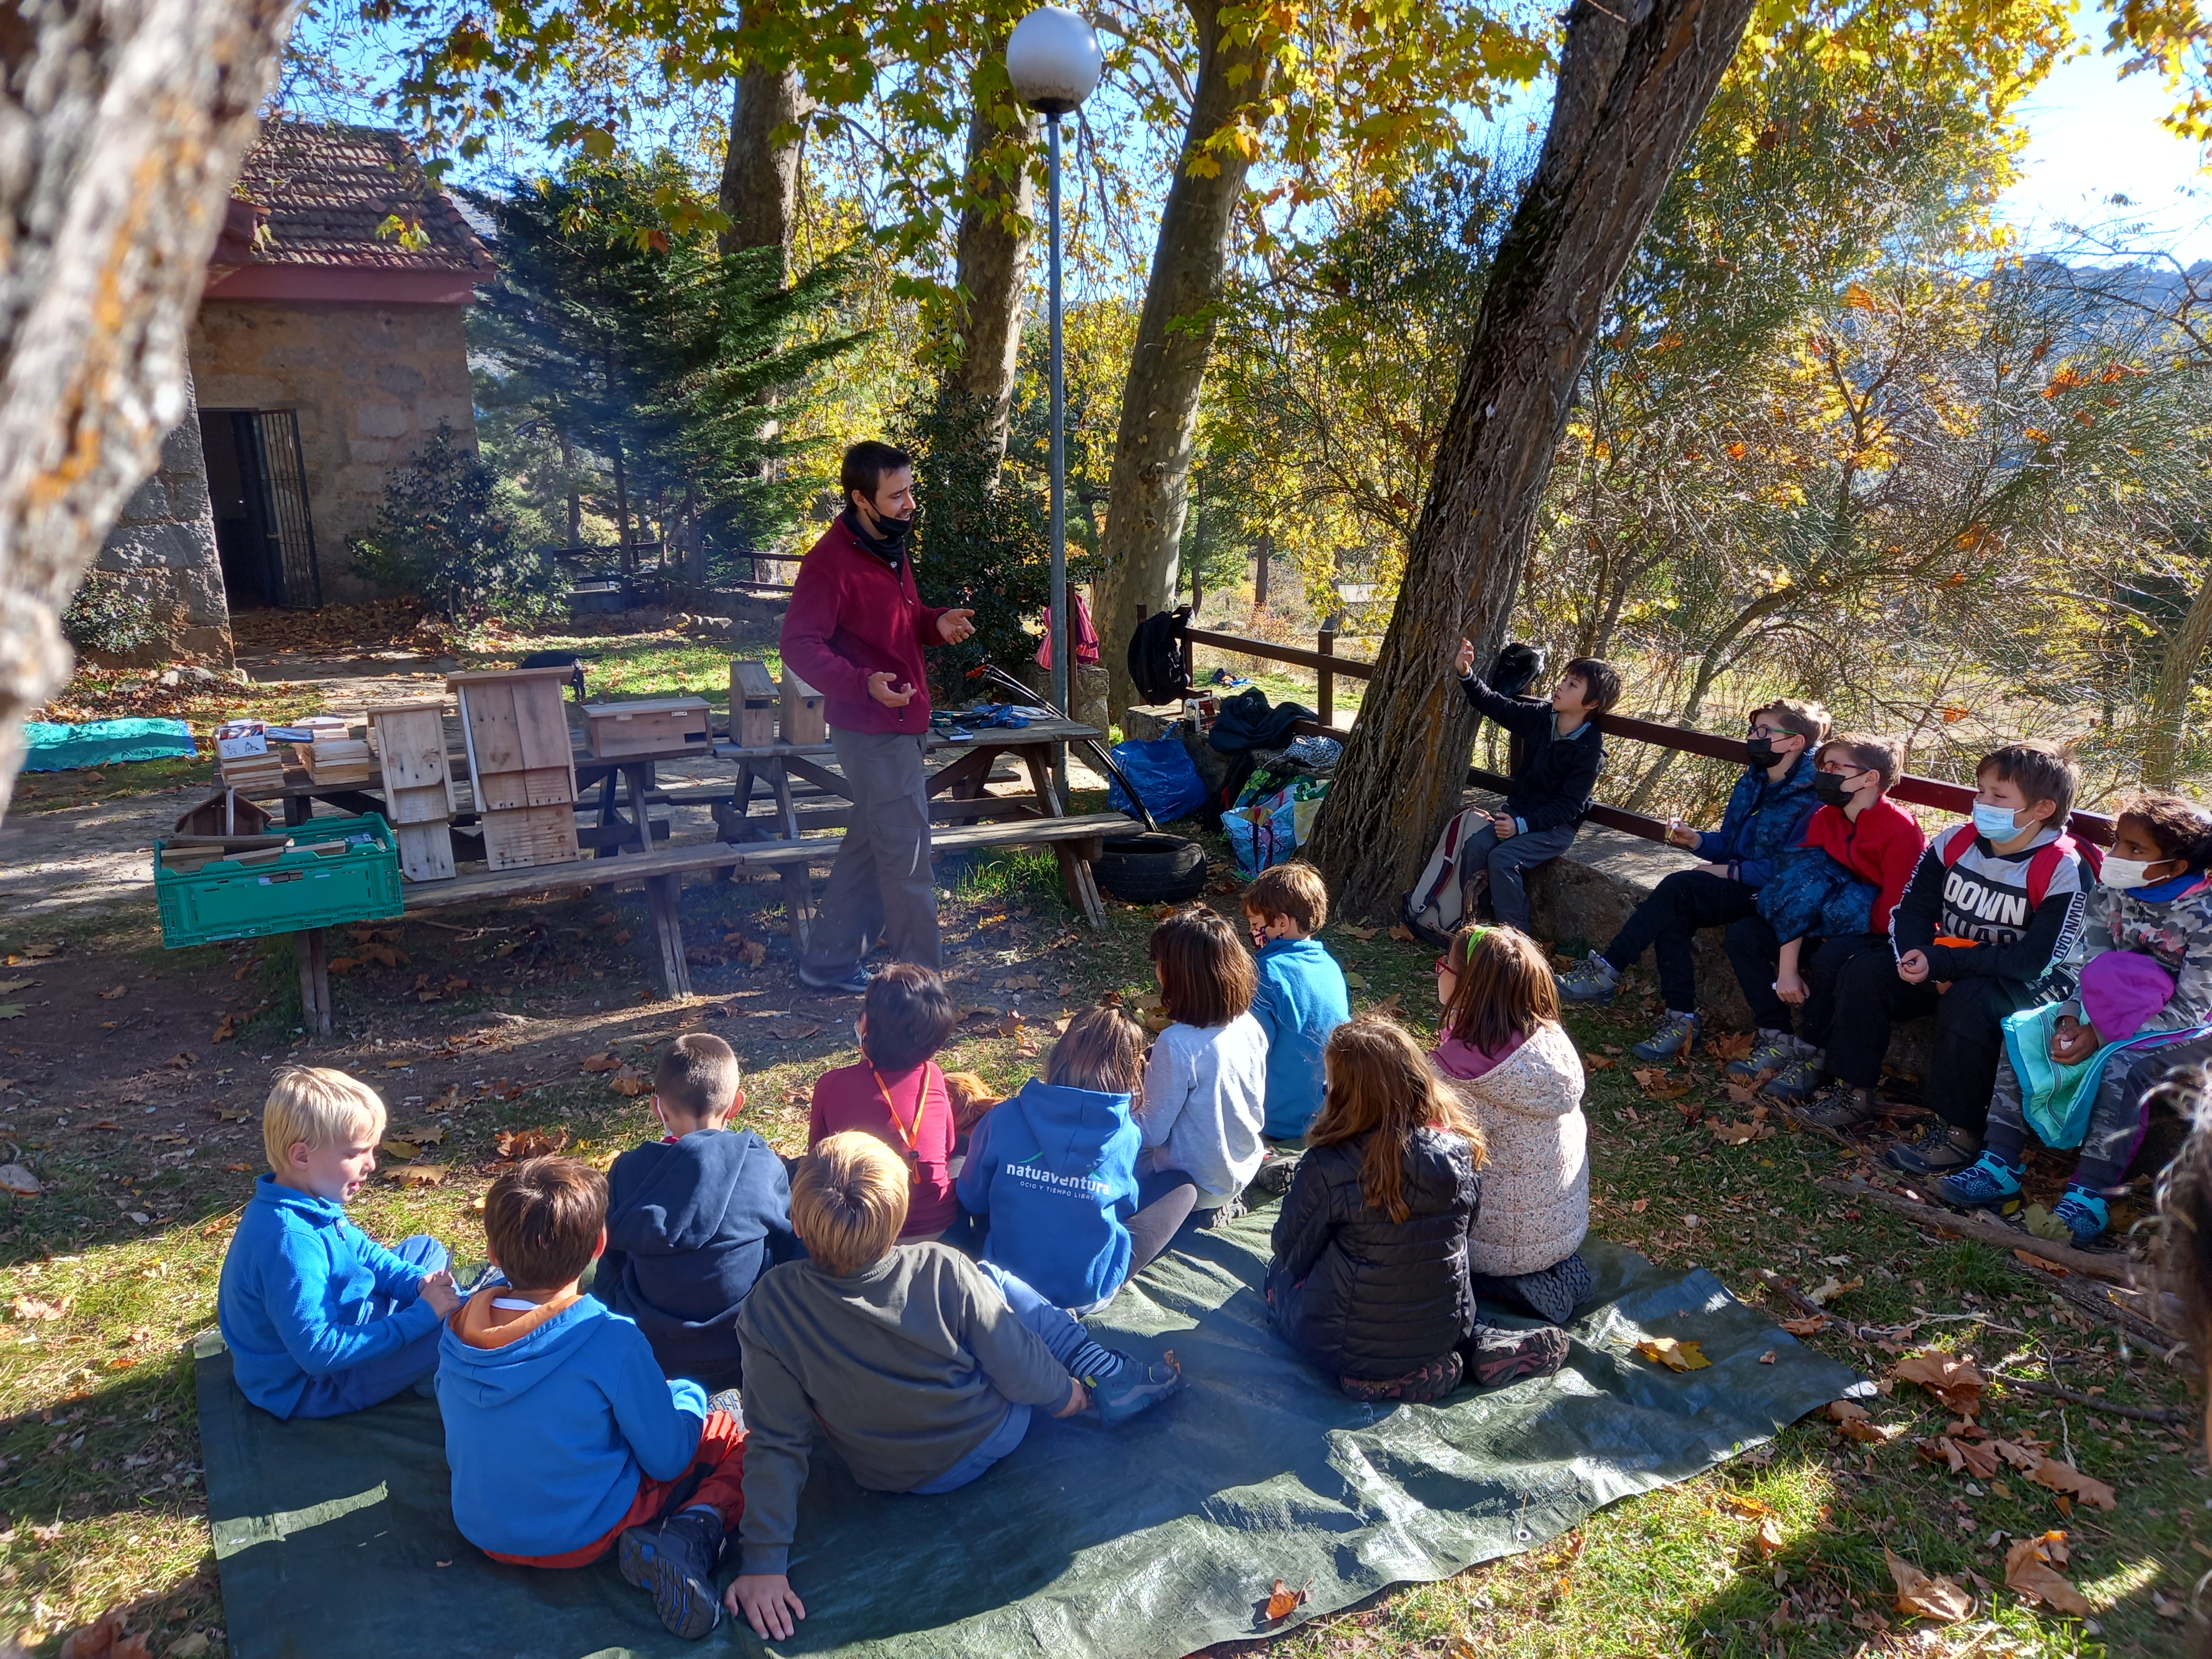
[[91, 372, 233, 665], [188, 299, 478, 600]]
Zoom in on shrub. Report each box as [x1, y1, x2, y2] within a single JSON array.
[[60, 571, 161, 656], [349, 426, 566, 626]]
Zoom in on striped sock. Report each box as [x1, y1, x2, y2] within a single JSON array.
[[1067, 1340, 1126, 1387]]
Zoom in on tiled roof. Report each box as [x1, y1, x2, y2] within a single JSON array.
[[231, 122, 492, 274]]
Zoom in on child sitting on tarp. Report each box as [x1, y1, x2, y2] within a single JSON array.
[[1266, 1018, 1568, 1404], [725, 1134, 1186, 1641], [1243, 861, 1351, 1145], [956, 1004, 1198, 1310], [439, 1156, 745, 1641], [808, 963, 959, 1240], [217, 1067, 460, 1420], [598, 1033, 798, 1396], [1940, 792, 2212, 1243], [1139, 906, 1269, 1224], [1430, 926, 1592, 1327]]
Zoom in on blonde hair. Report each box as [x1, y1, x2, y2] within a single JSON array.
[[791, 1132, 910, 1275], [262, 1066, 385, 1171]]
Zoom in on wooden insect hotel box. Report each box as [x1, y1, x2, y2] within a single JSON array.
[[292, 716, 373, 785], [446, 667, 580, 872], [729, 661, 779, 748], [781, 671, 827, 746], [366, 699, 460, 881], [583, 696, 711, 760]]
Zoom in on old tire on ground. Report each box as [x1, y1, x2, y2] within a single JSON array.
[[1092, 832, 1207, 904]]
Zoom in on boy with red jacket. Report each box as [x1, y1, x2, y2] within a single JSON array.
[[1728, 734, 1926, 1099], [779, 442, 974, 994]]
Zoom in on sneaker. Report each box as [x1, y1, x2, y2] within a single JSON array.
[[797, 963, 871, 995], [1726, 1030, 1798, 1079], [1197, 1194, 1248, 1229], [1936, 1151, 2025, 1213], [1342, 1350, 1464, 1404], [618, 1509, 724, 1640], [1555, 951, 1622, 1004], [1468, 1326, 1571, 1388], [2053, 1182, 2110, 1246], [1764, 1053, 1824, 1103], [1091, 1356, 1186, 1426], [1246, 1154, 1298, 1201], [1883, 1120, 1982, 1176], [1629, 1010, 1698, 1062], [1796, 1084, 1877, 1130]]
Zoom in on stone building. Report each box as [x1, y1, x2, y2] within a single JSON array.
[[87, 121, 493, 658]]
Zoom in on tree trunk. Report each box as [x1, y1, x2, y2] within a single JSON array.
[[1253, 529, 1270, 608], [2142, 550, 2212, 785], [0, 0, 298, 817], [1305, 0, 1759, 916], [1093, 0, 1274, 715], [717, 54, 811, 280], [945, 44, 1039, 469]]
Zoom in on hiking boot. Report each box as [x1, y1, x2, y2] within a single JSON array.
[[1555, 952, 1622, 1004], [1197, 1194, 1248, 1229], [1246, 1154, 1299, 1201], [2053, 1182, 2110, 1246], [1629, 1010, 1698, 1062], [618, 1509, 724, 1640], [1796, 1085, 1877, 1130], [1091, 1356, 1186, 1426], [1342, 1350, 1464, 1405], [797, 963, 872, 996], [1468, 1325, 1571, 1389], [1884, 1119, 1981, 1177], [1936, 1151, 2025, 1214], [1726, 1030, 1798, 1080], [1764, 1053, 1825, 1103]]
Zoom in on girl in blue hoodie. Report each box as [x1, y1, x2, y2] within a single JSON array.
[[956, 1005, 1200, 1311]]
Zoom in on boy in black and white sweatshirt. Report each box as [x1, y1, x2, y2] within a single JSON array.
[[1802, 742, 2090, 1175]]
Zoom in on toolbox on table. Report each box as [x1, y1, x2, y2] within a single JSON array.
[[155, 812, 403, 948]]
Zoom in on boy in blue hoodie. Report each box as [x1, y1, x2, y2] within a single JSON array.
[[440, 1156, 745, 1641], [598, 1033, 798, 1392], [217, 1066, 460, 1418], [1243, 862, 1350, 1143], [954, 1005, 1197, 1310]]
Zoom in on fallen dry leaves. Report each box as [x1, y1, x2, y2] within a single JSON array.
[[1262, 1578, 1312, 1623], [1885, 1546, 1973, 1624], [387, 1165, 447, 1188], [58, 1613, 150, 1659], [761, 1015, 823, 1042], [1778, 1314, 1827, 1337], [2004, 1531, 2089, 1615], [1635, 1336, 1711, 1371], [0, 1163, 41, 1196], [608, 1063, 651, 1097], [1631, 1066, 1692, 1101], [1805, 1274, 1863, 1306], [494, 1127, 570, 1162], [1891, 1349, 1985, 1415], [12, 1295, 69, 1321], [1827, 1400, 1902, 1444], [2026, 1454, 2116, 1510]]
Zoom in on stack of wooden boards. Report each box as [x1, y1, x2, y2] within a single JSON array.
[[159, 833, 291, 874], [366, 700, 460, 881], [448, 667, 581, 872], [291, 716, 373, 785], [216, 744, 286, 796]]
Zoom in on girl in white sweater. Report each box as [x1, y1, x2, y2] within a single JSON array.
[[1139, 906, 1269, 1220], [1431, 924, 1591, 1325]]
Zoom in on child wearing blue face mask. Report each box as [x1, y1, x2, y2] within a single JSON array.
[[1810, 742, 2095, 1176], [1938, 792, 2212, 1243]]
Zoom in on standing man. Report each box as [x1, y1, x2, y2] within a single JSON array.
[[780, 442, 975, 995]]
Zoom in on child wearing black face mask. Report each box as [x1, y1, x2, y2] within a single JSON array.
[[1735, 735, 1927, 1100], [1557, 698, 1829, 1064]]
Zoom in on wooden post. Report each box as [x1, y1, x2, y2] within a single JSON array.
[[1253, 531, 1270, 608], [295, 927, 331, 1035], [1317, 623, 1336, 728]]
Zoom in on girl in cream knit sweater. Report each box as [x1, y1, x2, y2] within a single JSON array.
[[1431, 925, 1592, 1326]]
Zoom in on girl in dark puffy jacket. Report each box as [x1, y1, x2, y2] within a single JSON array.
[[1265, 1018, 1569, 1404]]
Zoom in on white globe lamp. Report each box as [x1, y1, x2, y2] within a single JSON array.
[[1006, 6, 1103, 115]]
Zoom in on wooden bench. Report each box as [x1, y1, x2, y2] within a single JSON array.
[[272, 811, 1140, 1028]]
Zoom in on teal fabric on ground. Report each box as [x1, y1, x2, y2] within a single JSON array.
[[196, 1224, 1862, 1659], [21, 718, 195, 771]]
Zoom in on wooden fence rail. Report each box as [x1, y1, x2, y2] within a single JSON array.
[[1177, 620, 2116, 847]]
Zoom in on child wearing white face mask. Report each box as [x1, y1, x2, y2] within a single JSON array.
[[1940, 793, 2212, 1243]]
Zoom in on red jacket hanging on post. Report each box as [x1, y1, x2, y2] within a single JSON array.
[[1035, 589, 1100, 671], [780, 513, 948, 737]]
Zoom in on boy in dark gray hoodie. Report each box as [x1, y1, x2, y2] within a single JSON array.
[[598, 1034, 799, 1392]]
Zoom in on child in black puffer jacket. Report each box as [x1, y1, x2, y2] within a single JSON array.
[[1265, 1017, 1568, 1403]]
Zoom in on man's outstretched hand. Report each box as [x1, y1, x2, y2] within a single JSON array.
[[728, 1574, 807, 1640], [1453, 637, 1476, 677], [867, 671, 916, 708], [938, 608, 977, 644]]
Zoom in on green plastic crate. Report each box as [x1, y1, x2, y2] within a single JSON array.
[[156, 813, 403, 948]]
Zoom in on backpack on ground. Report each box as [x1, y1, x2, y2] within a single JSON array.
[[1400, 807, 1493, 948]]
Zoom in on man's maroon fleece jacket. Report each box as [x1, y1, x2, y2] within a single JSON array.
[[779, 515, 948, 737]]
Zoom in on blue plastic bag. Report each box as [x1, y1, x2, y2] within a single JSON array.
[[1106, 736, 1211, 823]]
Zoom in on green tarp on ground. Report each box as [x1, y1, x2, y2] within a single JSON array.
[[197, 1224, 1863, 1659], [22, 718, 195, 771]]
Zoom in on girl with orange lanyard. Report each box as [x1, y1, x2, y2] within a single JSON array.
[[806, 963, 959, 1238]]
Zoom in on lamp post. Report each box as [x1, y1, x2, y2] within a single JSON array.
[[1007, 6, 1102, 780]]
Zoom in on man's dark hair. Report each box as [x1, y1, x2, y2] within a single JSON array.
[[484, 1156, 607, 1291], [860, 962, 958, 1071], [1563, 656, 1622, 715], [841, 441, 913, 508]]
